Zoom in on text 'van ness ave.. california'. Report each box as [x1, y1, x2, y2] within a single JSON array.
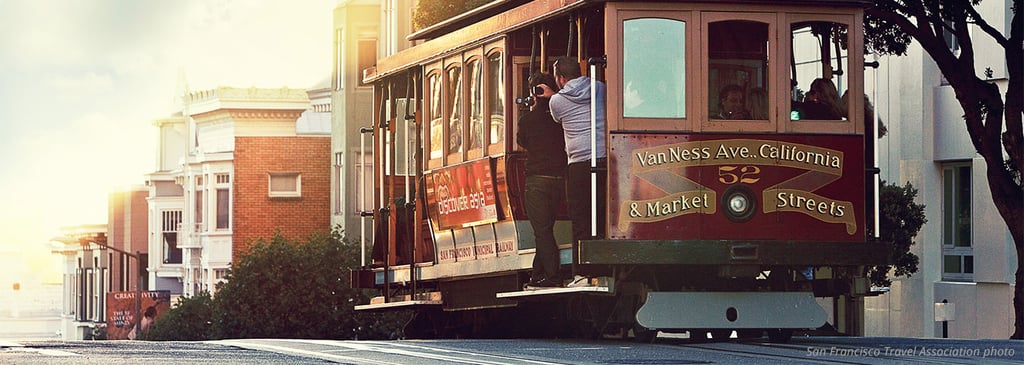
[[634, 140, 843, 171]]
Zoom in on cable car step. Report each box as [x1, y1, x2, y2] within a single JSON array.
[[496, 285, 613, 299], [355, 292, 443, 311]]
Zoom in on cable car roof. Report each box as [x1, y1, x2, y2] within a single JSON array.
[[365, 0, 870, 83]]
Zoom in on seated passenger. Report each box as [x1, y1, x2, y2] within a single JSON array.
[[714, 84, 751, 119], [798, 78, 843, 120], [746, 87, 768, 119]]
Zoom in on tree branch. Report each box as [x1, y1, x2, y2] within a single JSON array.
[[866, 4, 929, 41], [953, 13, 976, 69], [964, 3, 1011, 48]]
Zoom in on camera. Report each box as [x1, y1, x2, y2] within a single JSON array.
[[515, 86, 545, 107], [515, 95, 535, 107]]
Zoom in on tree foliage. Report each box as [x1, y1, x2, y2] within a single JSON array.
[[412, 0, 492, 31], [868, 181, 926, 287], [143, 292, 216, 341], [145, 228, 407, 341], [865, 0, 1023, 339]]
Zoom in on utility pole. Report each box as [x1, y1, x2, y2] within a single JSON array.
[[79, 236, 143, 339]]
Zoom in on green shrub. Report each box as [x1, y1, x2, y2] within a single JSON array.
[[144, 292, 216, 341], [145, 228, 407, 340], [867, 180, 926, 287]]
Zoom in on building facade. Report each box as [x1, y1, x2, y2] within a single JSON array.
[[147, 114, 187, 294], [330, 0, 417, 263], [108, 187, 151, 297], [147, 87, 331, 298], [330, 0, 380, 250], [50, 185, 150, 340], [863, 0, 1017, 339]]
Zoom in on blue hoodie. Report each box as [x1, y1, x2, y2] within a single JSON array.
[[549, 76, 607, 164]]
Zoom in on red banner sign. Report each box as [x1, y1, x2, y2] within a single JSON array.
[[426, 158, 498, 229], [106, 290, 171, 340]]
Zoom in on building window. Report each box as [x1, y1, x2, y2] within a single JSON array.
[[213, 173, 231, 230], [268, 172, 302, 198], [195, 175, 205, 225], [358, 39, 377, 86], [942, 163, 973, 281], [195, 190, 204, 226], [353, 149, 374, 217], [334, 152, 344, 215], [943, 20, 961, 57], [162, 210, 183, 264], [939, 20, 971, 84], [335, 28, 344, 90], [216, 189, 230, 229]]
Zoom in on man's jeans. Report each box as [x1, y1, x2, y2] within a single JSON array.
[[525, 175, 565, 282]]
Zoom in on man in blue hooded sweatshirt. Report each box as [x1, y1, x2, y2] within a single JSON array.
[[549, 56, 607, 254]]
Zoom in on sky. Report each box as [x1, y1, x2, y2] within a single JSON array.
[[0, 0, 334, 284]]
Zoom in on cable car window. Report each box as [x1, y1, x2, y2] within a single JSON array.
[[708, 20, 769, 121], [427, 72, 443, 160], [623, 18, 686, 119], [789, 21, 849, 121], [467, 58, 483, 150], [487, 52, 504, 147], [447, 65, 463, 156]]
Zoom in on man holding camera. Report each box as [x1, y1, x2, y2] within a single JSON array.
[[516, 72, 567, 289]]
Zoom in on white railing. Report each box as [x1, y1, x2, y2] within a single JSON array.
[[175, 223, 205, 249]]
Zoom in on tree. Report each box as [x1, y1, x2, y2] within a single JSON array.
[[864, 0, 1023, 339], [213, 229, 404, 339], [868, 181, 926, 287], [413, 0, 492, 30], [145, 228, 406, 340]]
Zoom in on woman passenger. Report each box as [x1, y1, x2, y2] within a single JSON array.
[[799, 78, 843, 120]]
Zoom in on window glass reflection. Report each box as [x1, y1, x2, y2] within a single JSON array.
[[708, 20, 769, 120], [447, 65, 463, 155], [487, 52, 504, 145], [623, 18, 686, 118], [790, 21, 848, 121], [467, 59, 483, 150], [428, 73, 442, 160]]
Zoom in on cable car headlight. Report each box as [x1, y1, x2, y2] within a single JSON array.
[[721, 185, 756, 222], [729, 194, 749, 213]]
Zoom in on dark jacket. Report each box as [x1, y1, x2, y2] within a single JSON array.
[[517, 104, 568, 177]]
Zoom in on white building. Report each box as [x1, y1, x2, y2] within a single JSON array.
[[146, 87, 331, 298], [863, 0, 1017, 339], [49, 224, 108, 340]]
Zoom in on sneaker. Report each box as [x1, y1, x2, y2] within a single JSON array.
[[525, 278, 562, 290], [566, 275, 592, 288]]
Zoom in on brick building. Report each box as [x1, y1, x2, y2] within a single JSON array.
[[147, 87, 331, 297]]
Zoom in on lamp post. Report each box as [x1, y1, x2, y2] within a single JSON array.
[[78, 236, 143, 339]]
